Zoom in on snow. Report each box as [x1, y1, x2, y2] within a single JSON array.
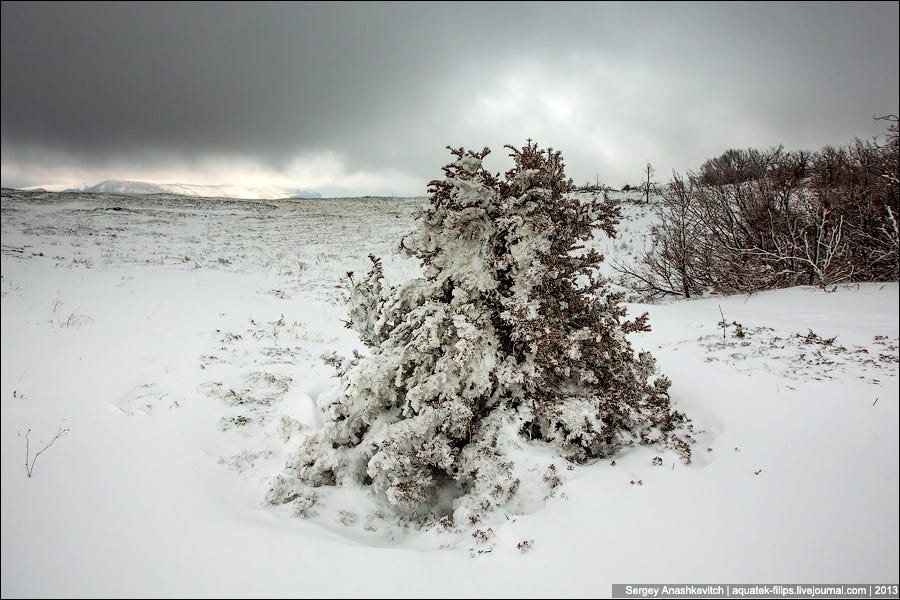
[[2, 188, 898, 596]]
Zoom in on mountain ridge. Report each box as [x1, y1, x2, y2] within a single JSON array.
[[57, 179, 322, 199]]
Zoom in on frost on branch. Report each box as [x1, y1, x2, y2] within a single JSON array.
[[269, 141, 693, 524]]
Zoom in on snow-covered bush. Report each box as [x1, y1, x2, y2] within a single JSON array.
[[269, 142, 692, 524]]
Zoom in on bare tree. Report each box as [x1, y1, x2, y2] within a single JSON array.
[[616, 172, 706, 298], [643, 162, 655, 204]]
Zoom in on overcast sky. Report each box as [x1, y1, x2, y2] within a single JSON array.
[[2, 2, 898, 197]]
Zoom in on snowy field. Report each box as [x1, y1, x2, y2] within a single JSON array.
[[1, 188, 898, 597]]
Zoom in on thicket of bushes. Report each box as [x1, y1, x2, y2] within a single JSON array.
[[621, 117, 898, 298]]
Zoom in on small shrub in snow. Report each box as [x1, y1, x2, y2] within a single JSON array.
[[542, 464, 562, 490], [25, 425, 70, 478], [517, 539, 535, 553], [471, 527, 495, 544], [269, 142, 693, 525]]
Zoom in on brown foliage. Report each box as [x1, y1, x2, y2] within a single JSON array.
[[624, 119, 899, 298]]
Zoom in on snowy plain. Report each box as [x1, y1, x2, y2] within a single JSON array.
[[1, 188, 897, 598]]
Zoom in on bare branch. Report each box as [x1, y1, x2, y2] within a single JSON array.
[[25, 426, 70, 478]]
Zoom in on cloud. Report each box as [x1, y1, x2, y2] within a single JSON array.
[[2, 2, 897, 194]]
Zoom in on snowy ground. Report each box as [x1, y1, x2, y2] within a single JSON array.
[[2, 189, 897, 597]]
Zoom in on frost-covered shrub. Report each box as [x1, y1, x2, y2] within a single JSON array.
[[269, 142, 692, 524]]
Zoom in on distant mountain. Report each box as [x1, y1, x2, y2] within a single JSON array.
[[285, 188, 323, 199], [75, 180, 170, 195], [63, 180, 321, 200]]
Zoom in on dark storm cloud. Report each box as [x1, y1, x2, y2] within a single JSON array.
[[2, 2, 898, 193]]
